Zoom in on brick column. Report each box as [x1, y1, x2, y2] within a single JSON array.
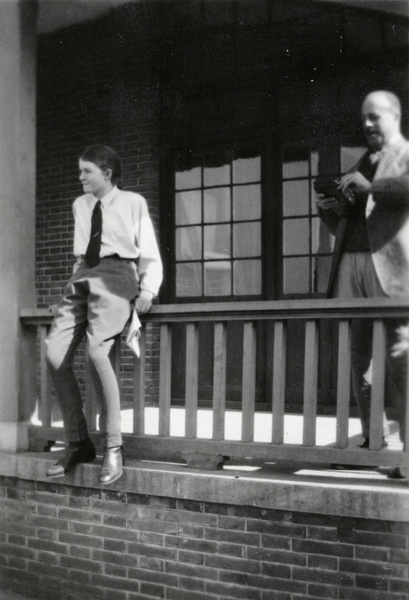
[[0, 0, 37, 450]]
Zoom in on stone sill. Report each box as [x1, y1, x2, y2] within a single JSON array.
[[0, 450, 408, 522]]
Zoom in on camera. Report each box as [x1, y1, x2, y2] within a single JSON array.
[[313, 176, 352, 203]]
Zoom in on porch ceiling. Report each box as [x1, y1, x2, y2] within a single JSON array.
[[318, 0, 408, 17], [37, 0, 131, 33], [37, 0, 408, 34]]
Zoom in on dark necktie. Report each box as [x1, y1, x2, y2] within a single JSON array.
[[85, 200, 102, 267]]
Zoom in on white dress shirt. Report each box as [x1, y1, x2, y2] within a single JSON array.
[[73, 186, 163, 297]]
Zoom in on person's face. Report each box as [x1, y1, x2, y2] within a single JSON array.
[[361, 95, 400, 150], [79, 159, 112, 198]]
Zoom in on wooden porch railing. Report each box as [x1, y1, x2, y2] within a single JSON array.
[[20, 298, 409, 476]]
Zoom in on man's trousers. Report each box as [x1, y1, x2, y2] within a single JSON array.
[[333, 251, 407, 442]]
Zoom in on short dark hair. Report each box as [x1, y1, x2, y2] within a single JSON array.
[[79, 144, 122, 184]]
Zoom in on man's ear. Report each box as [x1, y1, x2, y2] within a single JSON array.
[[104, 168, 113, 181]]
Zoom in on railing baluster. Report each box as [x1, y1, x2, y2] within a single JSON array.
[[159, 323, 172, 437], [303, 320, 319, 446], [272, 320, 287, 444], [185, 323, 199, 439], [242, 321, 257, 443], [369, 319, 386, 450], [336, 320, 351, 448], [213, 322, 227, 441], [133, 326, 146, 436], [39, 325, 52, 427]]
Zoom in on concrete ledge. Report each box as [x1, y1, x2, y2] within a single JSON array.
[[0, 422, 29, 452], [1, 450, 408, 522]]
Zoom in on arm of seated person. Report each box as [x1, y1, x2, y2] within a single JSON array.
[[134, 290, 154, 314]]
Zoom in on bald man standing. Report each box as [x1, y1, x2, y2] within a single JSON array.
[[318, 91, 409, 467]]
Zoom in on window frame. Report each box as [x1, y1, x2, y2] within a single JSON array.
[[161, 137, 269, 304], [280, 142, 336, 298], [160, 133, 367, 304]]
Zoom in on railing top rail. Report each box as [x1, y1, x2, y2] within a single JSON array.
[[20, 297, 409, 325]]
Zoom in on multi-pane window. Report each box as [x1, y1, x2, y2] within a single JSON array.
[[173, 143, 366, 299], [281, 144, 334, 295], [175, 149, 262, 298], [281, 143, 367, 295]]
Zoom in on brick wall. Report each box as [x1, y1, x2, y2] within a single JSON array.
[[1, 475, 408, 600]]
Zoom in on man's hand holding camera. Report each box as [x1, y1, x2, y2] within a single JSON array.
[[338, 171, 372, 195], [314, 176, 354, 216]]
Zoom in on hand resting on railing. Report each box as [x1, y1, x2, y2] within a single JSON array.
[[48, 304, 58, 316]]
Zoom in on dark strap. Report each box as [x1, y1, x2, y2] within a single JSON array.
[[326, 216, 349, 298]]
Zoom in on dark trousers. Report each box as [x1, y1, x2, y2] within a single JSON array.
[[333, 252, 407, 441]]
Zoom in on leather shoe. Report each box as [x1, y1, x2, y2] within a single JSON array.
[[387, 467, 405, 480], [47, 438, 96, 477], [99, 446, 124, 485], [359, 437, 387, 449]]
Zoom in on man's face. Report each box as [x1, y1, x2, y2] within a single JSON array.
[[361, 95, 399, 151]]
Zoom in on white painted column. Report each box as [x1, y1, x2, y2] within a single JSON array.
[[0, 0, 37, 451]]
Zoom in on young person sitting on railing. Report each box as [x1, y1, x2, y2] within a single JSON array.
[[45, 144, 163, 484], [317, 91, 409, 475]]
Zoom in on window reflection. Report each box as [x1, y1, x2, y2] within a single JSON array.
[[233, 222, 261, 258], [175, 191, 201, 225], [175, 167, 201, 190], [311, 151, 319, 177], [233, 185, 261, 220], [176, 263, 202, 296], [311, 182, 320, 216], [234, 260, 261, 295], [176, 226, 202, 261], [283, 180, 309, 217], [204, 261, 231, 296], [204, 224, 231, 259], [232, 155, 261, 184], [283, 219, 309, 256], [204, 188, 231, 223], [204, 163, 230, 187]]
